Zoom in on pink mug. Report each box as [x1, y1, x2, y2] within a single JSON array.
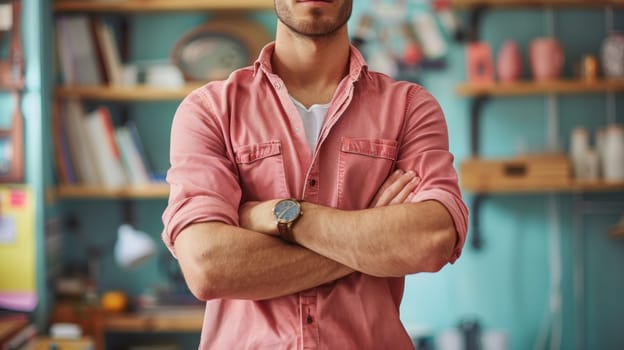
[[530, 37, 564, 81]]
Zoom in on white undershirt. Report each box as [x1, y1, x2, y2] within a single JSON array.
[[290, 97, 330, 152]]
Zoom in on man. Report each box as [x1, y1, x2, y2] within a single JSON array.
[[162, 0, 468, 348]]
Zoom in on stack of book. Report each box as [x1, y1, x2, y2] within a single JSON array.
[[56, 15, 123, 86], [0, 313, 37, 350], [54, 100, 156, 188]]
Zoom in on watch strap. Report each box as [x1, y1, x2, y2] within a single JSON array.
[[278, 222, 296, 243]]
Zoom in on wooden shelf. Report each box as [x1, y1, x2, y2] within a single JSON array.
[[54, 0, 274, 12], [461, 180, 624, 194], [450, 0, 624, 8], [56, 184, 169, 199], [456, 79, 624, 97], [104, 307, 204, 332], [55, 83, 205, 102]]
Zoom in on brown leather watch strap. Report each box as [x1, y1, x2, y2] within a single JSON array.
[[278, 222, 296, 244]]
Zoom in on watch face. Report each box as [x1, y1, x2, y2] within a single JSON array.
[[274, 200, 301, 223]]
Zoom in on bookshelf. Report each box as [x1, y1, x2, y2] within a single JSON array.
[[55, 84, 204, 102], [461, 180, 624, 194], [50, 3, 272, 347], [54, 0, 274, 12], [450, 0, 624, 8], [53, 2, 272, 198], [456, 79, 624, 97], [56, 184, 169, 199]]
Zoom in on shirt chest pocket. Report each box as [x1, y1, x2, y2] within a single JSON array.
[[337, 137, 399, 209], [234, 140, 289, 201]]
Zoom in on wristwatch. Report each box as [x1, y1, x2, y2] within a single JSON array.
[[273, 199, 303, 243]]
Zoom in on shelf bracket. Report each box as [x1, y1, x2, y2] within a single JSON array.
[[470, 95, 489, 157], [470, 194, 486, 250], [456, 5, 489, 42]]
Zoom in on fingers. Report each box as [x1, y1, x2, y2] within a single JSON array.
[[370, 169, 404, 207], [371, 170, 420, 208], [389, 174, 419, 205]]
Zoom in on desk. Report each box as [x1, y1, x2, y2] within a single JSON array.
[[51, 303, 204, 350], [104, 307, 204, 332]]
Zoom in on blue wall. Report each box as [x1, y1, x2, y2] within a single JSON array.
[[46, 3, 624, 350], [383, 6, 624, 350]]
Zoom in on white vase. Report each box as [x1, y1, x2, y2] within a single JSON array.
[[603, 124, 624, 181], [601, 32, 624, 79]]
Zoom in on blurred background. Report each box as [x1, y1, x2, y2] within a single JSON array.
[[0, 0, 623, 349]]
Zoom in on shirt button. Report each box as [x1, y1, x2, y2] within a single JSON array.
[[309, 179, 317, 187], [306, 315, 314, 324], [295, 127, 300, 133], [274, 81, 282, 89]]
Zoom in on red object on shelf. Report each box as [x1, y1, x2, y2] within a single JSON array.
[[466, 42, 495, 84], [530, 37, 564, 81], [497, 40, 523, 82]]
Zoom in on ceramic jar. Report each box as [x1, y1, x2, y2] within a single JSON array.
[[530, 37, 564, 81], [497, 40, 523, 82], [570, 127, 590, 180], [601, 32, 624, 79], [603, 124, 624, 181]]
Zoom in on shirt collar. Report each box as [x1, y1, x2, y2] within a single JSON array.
[[253, 41, 370, 82]]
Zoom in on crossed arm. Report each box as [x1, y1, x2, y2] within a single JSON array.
[[174, 170, 457, 301]]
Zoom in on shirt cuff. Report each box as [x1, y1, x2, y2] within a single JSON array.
[[409, 189, 469, 264], [162, 195, 239, 258]]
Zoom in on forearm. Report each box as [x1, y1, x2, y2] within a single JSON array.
[[174, 222, 353, 301], [293, 200, 456, 277]]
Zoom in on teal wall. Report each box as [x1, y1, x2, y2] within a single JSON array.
[[38, 3, 624, 350], [386, 7, 624, 350]]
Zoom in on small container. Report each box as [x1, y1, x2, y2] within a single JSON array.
[[603, 124, 624, 181], [596, 128, 607, 177], [585, 149, 599, 181], [580, 55, 598, 81], [570, 127, 590, 179]]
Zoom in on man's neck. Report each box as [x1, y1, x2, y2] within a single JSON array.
[[272, 22, 350, 108]]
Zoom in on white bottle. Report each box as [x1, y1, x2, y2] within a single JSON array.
[[596, 127, 606, 178], [412, 12, 448, 60], [570, 127, 590, 180], [603, 124, 624, 181]]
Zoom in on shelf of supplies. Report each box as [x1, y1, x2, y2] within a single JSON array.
[[104, 307, 204, 332], [56, 184, 169, 199], [54, 0, 274, 12], [450, 0, 624, 8], [55, 83, 204, 101], [461, 180, 624, 194], [456, 79, 624, 97]]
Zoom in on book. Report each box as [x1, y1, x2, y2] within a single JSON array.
[[115, 126, 151, 186], [56, 15, 102, 86], [52, 103, 77, 184], [84, 107, 128, 188], [93, 18, 123, 86], [126, 121, 157, 180], [0, 315, 36, 350], [62, 100, 101, 186], [55, 16, 75, 85]]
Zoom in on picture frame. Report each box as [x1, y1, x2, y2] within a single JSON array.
[[171, 17, 271, 82]]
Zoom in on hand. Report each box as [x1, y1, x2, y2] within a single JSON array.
[[239, 199, 280, 236], [370, 169, 420, 208]]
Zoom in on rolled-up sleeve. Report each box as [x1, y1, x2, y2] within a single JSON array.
[[398, 87, 469, 264], [162, 87, 241, 257]]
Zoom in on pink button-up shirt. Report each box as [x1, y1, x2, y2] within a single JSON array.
[[162, 43, 468, 350]]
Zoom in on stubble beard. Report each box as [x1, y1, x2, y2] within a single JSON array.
[[275, 1, 352, 39]]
